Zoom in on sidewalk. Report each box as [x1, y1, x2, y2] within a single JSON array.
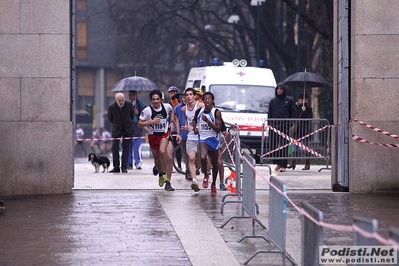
[[0, 157, 398, 265]]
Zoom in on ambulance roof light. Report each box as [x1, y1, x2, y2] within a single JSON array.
[[213, 58, 219, 66], [259, 60, 265, 67], [198, 60, 204, 67]]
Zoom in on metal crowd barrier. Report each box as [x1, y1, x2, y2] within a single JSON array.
[[301, 203, 399, 266], [221, 150, 265, 229], [389, 228, 399, 266], [220, 129, 242, 215], [353, 216, 378, 246], [302, 201, 324, 266], [220, 124, 261, 216], [241, 176, 297, 265], [260, 118, 331, 171]]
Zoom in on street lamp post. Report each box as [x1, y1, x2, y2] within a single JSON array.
[[251, 0, 266, 65], [204, 24, 213, 64], [228, 15, 240, 59]]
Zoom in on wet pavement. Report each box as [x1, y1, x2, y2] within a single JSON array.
[[0, 157, 399, 265]]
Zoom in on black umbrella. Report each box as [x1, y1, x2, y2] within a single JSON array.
[[283, 70, 330, 109], [283, 70, 330, 89]]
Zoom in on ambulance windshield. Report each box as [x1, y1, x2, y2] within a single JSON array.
[[210, 85, 274, 113]]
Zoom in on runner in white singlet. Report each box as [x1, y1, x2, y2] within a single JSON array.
[[193, 92, 222, 197]]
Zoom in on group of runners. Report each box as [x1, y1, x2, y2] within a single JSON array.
[[138, 88, 227, 196]]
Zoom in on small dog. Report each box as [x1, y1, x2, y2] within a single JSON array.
[[88, 153, 110, 173]]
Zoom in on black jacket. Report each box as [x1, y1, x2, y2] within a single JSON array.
[[268, 82, 296, 119], [107, 100, 135, 137], [294, 103, 313, 135]]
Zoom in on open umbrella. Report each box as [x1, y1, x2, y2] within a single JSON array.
[[283, 70, 330, 89], [283, 70, 330, 108], [111, 75, 159, 92]]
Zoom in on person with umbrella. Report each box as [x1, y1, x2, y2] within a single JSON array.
[[111, 74, 160, 174], [107, 92, 135, 173], [267, 82, 296, 172], [127, 90, 146, 170], [138, 90, 182, 191], [287, 94, 313, 170]]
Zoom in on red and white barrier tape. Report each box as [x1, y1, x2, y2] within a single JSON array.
[[260, 125, 332, 158], [352, 117, 399, 140], [351, 117, 399, 147], [352, 135, 399, 148], [220, 135, 236, 167], [75, 136, 147, 142]]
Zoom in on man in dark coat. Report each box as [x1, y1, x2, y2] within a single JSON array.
[[107, 92, 135, 173], [267, 82, 296, 172]]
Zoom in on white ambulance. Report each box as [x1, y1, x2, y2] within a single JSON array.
[[185, 59, 277, 161]]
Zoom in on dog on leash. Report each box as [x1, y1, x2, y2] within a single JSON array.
[[88, 153, 110, 173]]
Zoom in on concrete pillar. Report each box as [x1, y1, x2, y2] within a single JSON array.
[[334, 1, 399, 193], [95, 68, 105, 129], [0, 1, 72, 195]]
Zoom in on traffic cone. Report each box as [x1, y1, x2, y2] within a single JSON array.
[[227, 172, 236, 193]]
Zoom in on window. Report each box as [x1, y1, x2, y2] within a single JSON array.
[[77, 69, 94, 96], [77, 0, 87, 11], [77, 21, 87, 60]]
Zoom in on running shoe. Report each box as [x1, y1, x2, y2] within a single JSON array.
[[153, 165, 158, 176], [211, 185, 217, 197], [191, 182, 200, 192], [164, 182, 175, 191], [219, 183, 227, 191], [185, 172, 192, 181], [136, 162, 142, 170], [158, 173, 168, 187], [202, 175, 209, 189]]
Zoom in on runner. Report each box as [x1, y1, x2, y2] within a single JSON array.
[[181, 88, 204, 192], [193, 92, 222, 196], [138, 90, 181, 191]]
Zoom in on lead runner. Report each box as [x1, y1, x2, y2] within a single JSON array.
[[138, 90, 181, 191]]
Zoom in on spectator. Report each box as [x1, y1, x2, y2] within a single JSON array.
[[287, 94, 313, 170], [100, 127, 112, 155], [74, 124, 87, 157], [127, 90, 146, 170], [267, 82, 296, 172], [90, 126, 101, 154], [107, 92, 135, 173]]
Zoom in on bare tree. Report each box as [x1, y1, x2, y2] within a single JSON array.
[[106, 0, 333, 119]]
